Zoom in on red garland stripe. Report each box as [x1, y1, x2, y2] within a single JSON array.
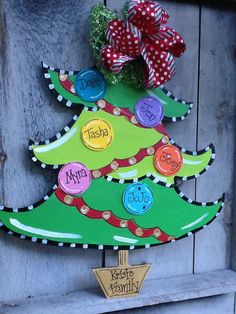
[[95, 99, 167, 135], [57, 75, 167, 136], [59, 74, 76, 95], [55, 187, 174, 243], [57, 75, 170, 179], [93, 138, 166, 178]]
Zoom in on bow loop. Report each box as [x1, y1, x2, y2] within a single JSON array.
[[148, 26, 186, 57], [101, 45, 134, 73], [106, 18, 141, 58], [128, 0, 169, 35]]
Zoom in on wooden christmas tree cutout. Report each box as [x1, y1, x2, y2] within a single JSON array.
[[93, 250, 150, 298], [0, 0, 225, 301]]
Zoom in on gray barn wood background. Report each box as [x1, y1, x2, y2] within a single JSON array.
[[0, 0, 235, 313]]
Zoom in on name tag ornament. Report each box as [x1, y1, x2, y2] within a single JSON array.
[[81, 119, 114, 151], [75, 68, 106, 102], [154, 145, 183, 176], [123, 183, 154, 215], [58, 162, 91, 195], [134, 96, 164, 128]]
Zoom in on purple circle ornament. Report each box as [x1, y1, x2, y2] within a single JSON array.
[[134, 96, 164, 128], [58, 162, 91, 196]]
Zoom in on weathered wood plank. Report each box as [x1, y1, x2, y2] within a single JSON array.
[[0, 0, 103, 303], [106, 0, 200, 279], [1, 270, 236, 314], [114, 293, 235, 314], [194, 4, 236, 273]]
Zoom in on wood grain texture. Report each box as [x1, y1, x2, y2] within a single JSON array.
[[113, 293, 235, 314], [0, 0, 103, 303], [194, 4, 236, 273], [1, 270, 236, 314]]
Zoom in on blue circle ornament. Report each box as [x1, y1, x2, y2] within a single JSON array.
[[75, 68, 106, 102], [122, 183, 154, 215]]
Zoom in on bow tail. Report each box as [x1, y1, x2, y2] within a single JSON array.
[[140, 42, 156, 88], [140, 42, 176, 88], [101, 45, 134, 74]]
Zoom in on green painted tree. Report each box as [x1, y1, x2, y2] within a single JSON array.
[[0, 63, 224, 249]]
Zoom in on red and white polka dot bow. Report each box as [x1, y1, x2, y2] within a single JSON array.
[[100, 0, 186, 88]]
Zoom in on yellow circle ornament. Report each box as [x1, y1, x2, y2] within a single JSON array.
[[81, 119, 114, 151]]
